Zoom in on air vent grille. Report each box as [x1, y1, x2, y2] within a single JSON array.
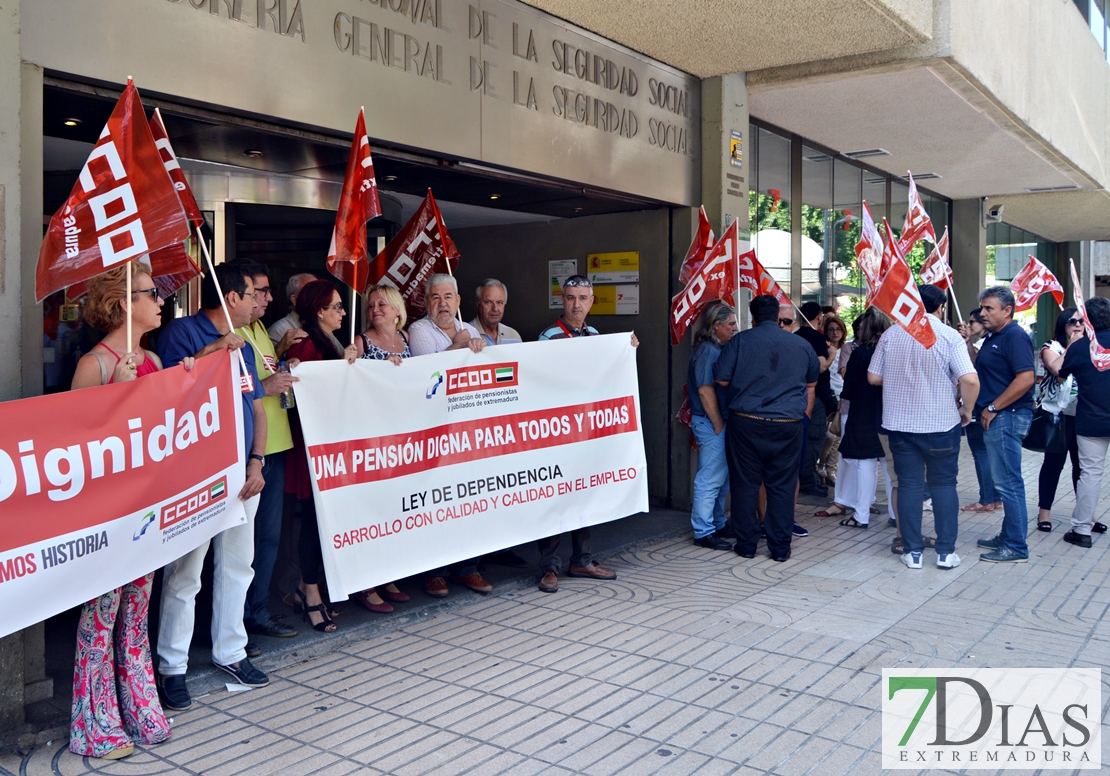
[[844, 148, 891, 159]]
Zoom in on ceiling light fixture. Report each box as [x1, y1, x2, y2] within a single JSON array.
[[244, 149, 263, 158], [383, 174, 398, 182], [63, 118, 80, 127], [573, 207, 584, 213], [490, 194, 500, 200]]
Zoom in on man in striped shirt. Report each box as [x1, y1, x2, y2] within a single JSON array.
[[535, 275, 638, 592]]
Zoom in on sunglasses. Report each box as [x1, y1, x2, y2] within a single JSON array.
[[563, 275, 593, 289], [779, 318, 794, 326], [1066, 318, 1084, 326], [130, 287, 160, 301]]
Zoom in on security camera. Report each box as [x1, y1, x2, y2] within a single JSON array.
[[984, 202, 1004, 224]]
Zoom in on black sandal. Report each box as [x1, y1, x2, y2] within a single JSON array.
[[891, 537, 903, 555], [1037, 520, 1053, 533], [839, 515, 868, 529], [303, 602, 337, 633], [293, 587, 339, 620], [1093, 522, 1107, 533]]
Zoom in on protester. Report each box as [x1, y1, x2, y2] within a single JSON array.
[[470, 278, 522, 345], [68, 262, 177, 759], [868, 285, 979, 569], [778, 308, 797, 332], [686, 303, 738, 550], [957, 308, 1001, 513], [1034, 308, 1083, 533], [407, 274, 492, 597], [355, 284, 412, 363], [535, 275, 637, 591], [795, 302, 834, 498], [818, 315, 851, 486], [408, 273, 486, 357], [155, 263, 269, 711], [816, 310, 889, 528], [974, 286, 1036, 563], [268, 272, 314, 357], [231, 259, 299, 645], [1059, 296, 1110, 548], [286, 281, 361, 625], [716, 294, 819, 562]]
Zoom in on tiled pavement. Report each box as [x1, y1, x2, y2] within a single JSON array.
[[3, 448, 1108, 775]]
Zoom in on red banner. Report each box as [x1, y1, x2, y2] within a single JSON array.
[[669, 220, 740, 344], [1010, 255, 1065, 313], [855, 201, 884, 301], [368, 189, 459, 318], [677, 206, 715, 286], [328, 108, 383, 292], [897, 172, 937, 253], [1068, 259, 1110, 371], [0, 352, 246, 638], [919, 227, 952, 291], [738, 247, 792, 308], [36, 81, 190, 302], [871, 229, 936, 349]]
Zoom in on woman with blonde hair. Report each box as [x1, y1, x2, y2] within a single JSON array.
[[69, 261, 191, 760], [355, 284, 411, 364]]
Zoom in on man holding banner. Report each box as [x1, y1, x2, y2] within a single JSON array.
[[154, 264, 270, 709]]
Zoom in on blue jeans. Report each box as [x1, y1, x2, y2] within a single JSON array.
[[244, 451, 285, 627], [964, 422, 996, 505], [691, 415, 729, 538], [983, 409, 1032, 556], [888, 425, 962, 555]]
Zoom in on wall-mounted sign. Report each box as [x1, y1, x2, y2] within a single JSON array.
[[730, 130, 743, 168], [591, 284, 639, 315], [549, 259, 577, 308], [587, 251, 640, 284]]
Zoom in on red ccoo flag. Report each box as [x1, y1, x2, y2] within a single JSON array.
[[147, 108, 203, 297], [855, 201, 884, 302], [1068, 258, 1110, 371], [919, 227, 952, 291], [149, 108, 204, 227], [738, 247, 792, 308], [36, 80, 190, 302], [897, 172, 937, 253], [872, 218, 936, 349], [327, 108, 382, 291], [677, 206, 715, 286], [670, 220, 740, 344], [1010, 255, 1064, 313], [368, 189, 459, 319]]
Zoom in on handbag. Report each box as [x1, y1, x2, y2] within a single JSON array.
[[1022, 375, 1067, 455]]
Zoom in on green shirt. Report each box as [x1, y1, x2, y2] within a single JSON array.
[[237, 320, 293, 455]]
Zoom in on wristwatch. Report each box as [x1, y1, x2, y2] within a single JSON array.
[[987, 404, 998, 413], [249, 453, 265, 466]]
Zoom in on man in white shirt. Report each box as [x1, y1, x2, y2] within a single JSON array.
[[408, 274, 486, 357], [268, 272, 342, 357], [470, 279, 523, 346]]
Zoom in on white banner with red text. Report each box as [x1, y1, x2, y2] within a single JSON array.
[[292, 335, 649, 598], [0, 352, 247, 638]]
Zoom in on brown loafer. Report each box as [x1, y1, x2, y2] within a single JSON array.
[[450, 572, 493, 593], [424, 577, 449, 598], [567, 562, 616, 580], [538, 571, 559, 593]]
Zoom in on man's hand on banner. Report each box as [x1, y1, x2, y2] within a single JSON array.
[[241, 459, 266, 500], [264, 371, 298, 396], [630, 331, 640, 349], [276, 327, 308, 359], [196, 332, 245, 359]]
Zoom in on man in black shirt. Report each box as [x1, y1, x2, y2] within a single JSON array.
[[716, 295, 820, 561], [795, 302, 834, 497]]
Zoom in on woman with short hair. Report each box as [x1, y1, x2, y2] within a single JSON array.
[[355, 284, 411, 365]]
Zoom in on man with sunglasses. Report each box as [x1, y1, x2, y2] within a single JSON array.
[[154, 263, 271, 711], [534, 275, 638, 592]]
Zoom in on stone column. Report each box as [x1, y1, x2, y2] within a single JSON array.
[[950, 198, 987, 322]]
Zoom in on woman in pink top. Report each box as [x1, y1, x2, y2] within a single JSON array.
[[68, 261, 191, 760]]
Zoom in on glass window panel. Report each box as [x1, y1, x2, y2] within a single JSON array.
[[889, 180, 909, 239], [862, 170, 887, 223], [751, 127, 792, 289], [747, 124, 759, 232], [801, 145, 832, 304], [832, 160, 863, 324]]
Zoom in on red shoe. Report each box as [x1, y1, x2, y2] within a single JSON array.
[[379, 584, 410, 603], [353, 589, 393, 614]]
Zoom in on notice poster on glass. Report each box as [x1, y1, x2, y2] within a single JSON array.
[[549, 260, 577, 308]]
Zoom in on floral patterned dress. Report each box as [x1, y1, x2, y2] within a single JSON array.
[[70, 346, 171, 757]]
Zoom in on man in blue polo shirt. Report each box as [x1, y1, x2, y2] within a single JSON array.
[[974, 286, 1036, 563], [154, 262, 269, 711]]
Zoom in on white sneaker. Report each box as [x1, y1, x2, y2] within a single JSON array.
[[922, 498, 933, 512], [936, 552, 961, 569], [901, 551, 922, 569]]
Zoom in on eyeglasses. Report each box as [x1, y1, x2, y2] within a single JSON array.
[[253, 286, 272, 297], [779, 318, 794, 326], [563, 275, 593, 288], [322, 302, 345, 312], [130, 287, 159, 301], [236, 290, 256, 301], [1066, 318, 1084, 326]]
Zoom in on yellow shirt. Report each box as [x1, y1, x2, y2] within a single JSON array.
[[237, 320, 293, 455]]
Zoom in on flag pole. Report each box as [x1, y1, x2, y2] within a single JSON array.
[[197, 229, 251, 378], [126, 262, 133, 354], [946, 282, 964, 325], [443, 251, 463, 325], [350, 285, 357, 343]]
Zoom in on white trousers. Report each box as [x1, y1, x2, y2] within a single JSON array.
[[837, 457, 879, 525], [157, 495, 259, 674], [1071, 435, 1109, 536]]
